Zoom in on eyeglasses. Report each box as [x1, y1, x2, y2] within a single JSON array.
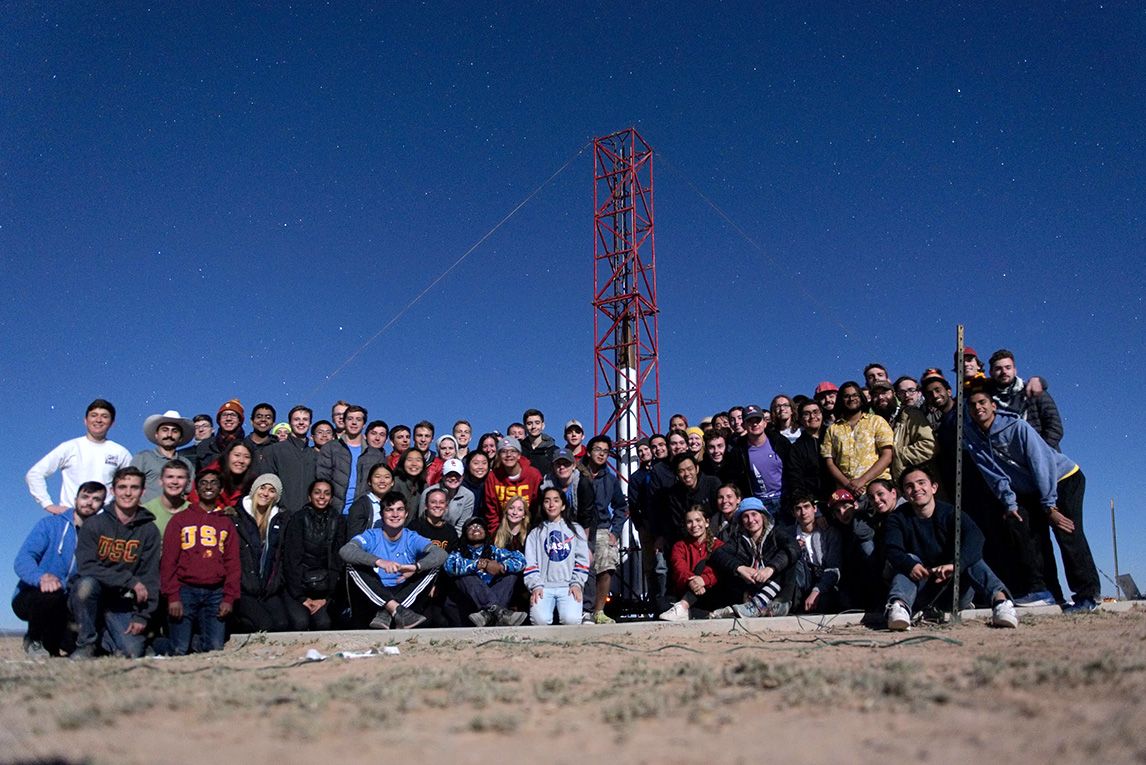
[[897, 387, 918, 395]]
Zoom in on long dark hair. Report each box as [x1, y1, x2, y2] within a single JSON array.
[[531, 486, 583, 537], [395, 447, 426, 480], [833, 381, 869, 418], [220, 441, 254, 498]]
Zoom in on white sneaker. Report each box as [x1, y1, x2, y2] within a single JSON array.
[[707, 606, 735, 620], [886, 601, 911, 631], [992, 599, 1018, 628], [658, 601, 689, 622]]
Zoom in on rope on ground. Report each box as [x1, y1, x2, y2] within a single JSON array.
[[108, 658, 320, 676], [726, 615, 962, 649], [471, 637, 702, 654]]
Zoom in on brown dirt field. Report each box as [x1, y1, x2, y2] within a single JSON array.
[[1, 606, 1144, 765]]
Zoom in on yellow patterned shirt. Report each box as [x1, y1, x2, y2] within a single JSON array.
[[820, 412, 895, 481]]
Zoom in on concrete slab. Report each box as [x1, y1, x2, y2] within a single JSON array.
[[233, 600, 1137, 648]]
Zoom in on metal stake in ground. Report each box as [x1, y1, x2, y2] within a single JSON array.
[[1112, 498, 1121, 600], [952, 325, 965, 624]]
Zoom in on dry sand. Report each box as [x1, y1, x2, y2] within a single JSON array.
[[2, 605, 1144, 765]]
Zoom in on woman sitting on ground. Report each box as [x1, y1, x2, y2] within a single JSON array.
[[708, 497, 800, 618], [659, 505, 727, 621]]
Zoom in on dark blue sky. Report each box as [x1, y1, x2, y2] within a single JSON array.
[[3, 3, 1143, 624]]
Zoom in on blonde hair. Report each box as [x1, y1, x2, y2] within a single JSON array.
[[493, 495, 529, 551]]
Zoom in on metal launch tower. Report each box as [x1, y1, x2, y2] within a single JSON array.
[[592, 128, 661, 480]]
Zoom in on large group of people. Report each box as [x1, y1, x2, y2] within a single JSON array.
[[13, 345, 1102, 658]]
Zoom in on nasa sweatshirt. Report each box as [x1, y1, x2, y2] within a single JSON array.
[[522, 518, 590, 591]]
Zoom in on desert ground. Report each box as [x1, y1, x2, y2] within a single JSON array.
[[1, 605, 1143, 765]]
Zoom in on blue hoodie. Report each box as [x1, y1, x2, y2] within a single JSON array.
[[963, 408, 1078, 510], [13, 509, 79, 596]]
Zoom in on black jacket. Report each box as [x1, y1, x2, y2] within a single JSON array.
[[540, 471, 598, 532], [709, 523, 800, 599], [993, 382, 1064, 450], [521, 433, 558, 477], [663, 474, 721, 541], [194, 428, 245, 472], [227, 503, 291, 599], [281, 504, 346, 600], [884, 501, 985, 577], [700, 449, 752, 497]]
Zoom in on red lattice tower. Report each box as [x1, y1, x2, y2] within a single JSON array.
[[593, 128, 660, 479]]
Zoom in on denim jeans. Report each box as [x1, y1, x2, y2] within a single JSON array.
[[530, 585, 583, 625], [888, 556, 1009, 612], [168, 584, 226, 655], [69, 576, 147, 658]]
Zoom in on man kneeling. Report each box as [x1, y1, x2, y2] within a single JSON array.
[[884, 466, 1017, 631], [70, 467, 161, 659]]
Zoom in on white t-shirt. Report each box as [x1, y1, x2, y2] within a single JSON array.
[[26, 436, 132, 508], [797, 528, 823, 568]]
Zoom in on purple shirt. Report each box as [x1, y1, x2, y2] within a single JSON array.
[[747, 438, 783, 500]]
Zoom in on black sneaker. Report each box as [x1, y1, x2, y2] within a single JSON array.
[[392, 605, 427, 629], [69, 645, 97, 661], [468, 608, 492, 627], [1062, 597, 1100, 614], [23, 635, 50, 658], [369, 609, 393, 630], [493, 606, 528, 627]]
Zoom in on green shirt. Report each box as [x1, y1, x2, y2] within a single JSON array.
[[143, 495, 190, 540]]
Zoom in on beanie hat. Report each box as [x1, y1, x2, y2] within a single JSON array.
[[247, 473, 283, 502], [217, 399, 245, 421]]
